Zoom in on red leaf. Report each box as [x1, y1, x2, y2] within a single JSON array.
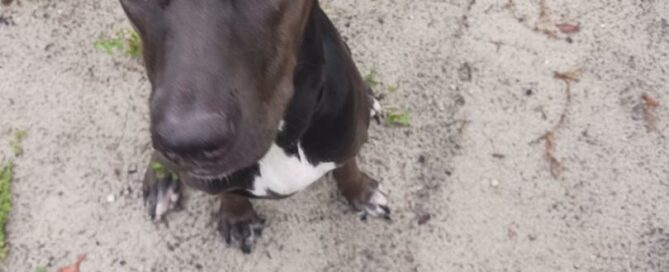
[[58, 255, 87, 272], [556, 23, 580, 34]]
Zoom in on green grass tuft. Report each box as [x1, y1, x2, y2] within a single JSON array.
[[94, 35, 124, 55], [0, 161, 13, 261], [387, 84, 399, 93], [9, 130, 27, 157], [364, 68, 380, 88], [385, 110, 411, 127], [150, 161, 177, 181], [35, 267, 47, 272], [94, 29, 142, 58], [125, 30, 142, 58]]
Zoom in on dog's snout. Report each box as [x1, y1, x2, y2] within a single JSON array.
[[152, 112, 235, 159]]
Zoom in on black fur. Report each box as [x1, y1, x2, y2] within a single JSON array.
[[198, 3, 370, 197]]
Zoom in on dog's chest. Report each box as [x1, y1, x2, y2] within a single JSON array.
[[248, 143, 336, 197]]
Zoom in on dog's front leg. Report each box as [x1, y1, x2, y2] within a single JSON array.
[[218, 193, 266, 254], [334, 159, 391, 221]]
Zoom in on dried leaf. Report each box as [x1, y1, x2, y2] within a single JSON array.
[[58, 255, 86, 272], [507, 225, 518, 239], [543, 132, 562, 178], [643, 94, 660, 109], [554, 68, 583, 83], [537, 68, 584, 178], [556, 23, 581, 34], [642, 94, 660, 132]]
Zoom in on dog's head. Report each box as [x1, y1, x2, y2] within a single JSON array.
[[121, 0, 314, 180]]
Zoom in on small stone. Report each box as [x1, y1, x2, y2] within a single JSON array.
[[128, 164, 138, 174], [437, 101, 446, 111], [455, 95, 466, 106], [418, 213, 432, 225], [492, 153, 506, 159], [106, 194, 116, 203], [507, 226, 518, 239], [418, 155, 426, 164], [458, 62, 472, 82], [490, 179, 500, 187]]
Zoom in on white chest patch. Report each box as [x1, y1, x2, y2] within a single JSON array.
[[250, 143, 336, 197]]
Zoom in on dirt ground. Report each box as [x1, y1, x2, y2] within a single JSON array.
[[1, 0, 668, 271]]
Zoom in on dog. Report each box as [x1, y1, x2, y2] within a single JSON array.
[[120, 0, 389, 253]]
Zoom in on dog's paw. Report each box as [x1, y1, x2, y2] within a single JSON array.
[[143, 168, 181, 221], [341, 173, 391, 221], [359, 185, 391, 221], [218, 211, 266, 254], [370, 97, 383, 124]]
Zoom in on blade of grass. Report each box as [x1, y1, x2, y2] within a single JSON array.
[[0, 161, 13, 261], [9, 130, 27, 157], [150, 161, 177, 181], [364, 68, 380, 88], [385, 110, 411, 127]]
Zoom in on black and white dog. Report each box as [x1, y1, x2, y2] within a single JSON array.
[[121, 0, 388, 253]]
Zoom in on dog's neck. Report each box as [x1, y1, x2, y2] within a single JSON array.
[[276, 3, 370, 165]]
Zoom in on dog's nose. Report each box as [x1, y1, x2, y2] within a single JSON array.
[[152, 112, 234, 159]]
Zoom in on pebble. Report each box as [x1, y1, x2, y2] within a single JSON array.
[[107, 194, 116, 203], [437, 101, 445, 111], [418, 213, 432, 225], [128, 163, 138, 174], [490, 179, 500, 187]]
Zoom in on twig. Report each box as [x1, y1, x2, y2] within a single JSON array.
[[542, 132, 561, 177], [537, 0, 559, 38], [540, 68, 583, 178], [506, 0, 579, 40]]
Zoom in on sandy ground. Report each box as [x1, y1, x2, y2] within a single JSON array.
[[0, 0, 668, 271]]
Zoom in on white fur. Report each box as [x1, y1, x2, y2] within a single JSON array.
[[370, 98, 382, 117], [250, 143, 336, 196], [278, 120, 286, 132], [154, 183, 180, 221], [364, 187, 389, 217]]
